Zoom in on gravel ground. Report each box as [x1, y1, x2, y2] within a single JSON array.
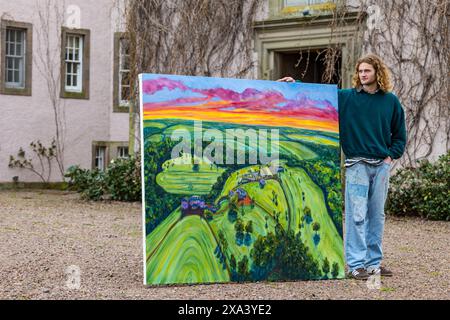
[[0, 189, 448, 300]]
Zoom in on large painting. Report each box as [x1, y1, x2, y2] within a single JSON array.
[[140, 74, 344, 285]]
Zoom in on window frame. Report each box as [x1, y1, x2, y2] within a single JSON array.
[[117, 146, 129, 159], [92, 144, 108, 171], [113, 32, 131, 113], [60, 27, 90, 99], [5, 28, 26, 88], [92, 141, 129, 170], [95, 146, 106, 171], [0, 19, 32, 96], [64, 34, 84, 93]]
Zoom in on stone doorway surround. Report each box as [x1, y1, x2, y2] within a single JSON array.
[[253, 11, 363, 88]]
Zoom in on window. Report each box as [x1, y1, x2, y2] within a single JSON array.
[[0, 20, 32, 96], [94, 146, 106, 171], [61, 27, 90, 99], [117, 146, 129, 159], [5, 29, 26, 88], [119, 38, 130, 106], [284, 0, 328, 6], [65, 35, 83, 92], [113, 33, 131, 112], [275, 0, 335, 15]]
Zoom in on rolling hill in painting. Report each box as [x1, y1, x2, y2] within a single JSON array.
[[140, 74, 344, 285]]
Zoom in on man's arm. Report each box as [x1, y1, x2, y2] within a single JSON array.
[[388, 96, 407, 159]]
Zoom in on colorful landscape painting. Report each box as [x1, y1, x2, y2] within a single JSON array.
[[140, 73, 344, 285]]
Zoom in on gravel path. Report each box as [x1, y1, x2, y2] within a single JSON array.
[[0, 189, 448, 300]]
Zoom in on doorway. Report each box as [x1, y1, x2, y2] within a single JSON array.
[[274, 48, 342, 87]]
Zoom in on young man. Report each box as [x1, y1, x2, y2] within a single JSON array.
[[278, 54, 407, 280]]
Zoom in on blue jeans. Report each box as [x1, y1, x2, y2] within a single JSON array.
[[344, 162, 390, 271]]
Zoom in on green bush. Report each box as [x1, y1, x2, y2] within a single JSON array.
[[65, 165, 106, 201], [65, 155, 141, 202], [387, 151, 450, 221], [105, 155, 141, 201]]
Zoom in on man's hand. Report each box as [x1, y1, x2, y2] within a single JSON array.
[[277, 77, 296, 83], [383, 156, 392, 164]]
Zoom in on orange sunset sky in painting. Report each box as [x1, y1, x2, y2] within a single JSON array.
[[141, 75, 339, 133]]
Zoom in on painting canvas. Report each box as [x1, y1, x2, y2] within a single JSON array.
[[140, 73, 345, 285]]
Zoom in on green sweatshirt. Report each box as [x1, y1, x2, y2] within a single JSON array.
[[338, 88, 407, 160]]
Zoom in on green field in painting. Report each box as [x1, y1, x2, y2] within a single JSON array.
[[279, 141, 317, 160], [208, 202, 278, 266], [156, 154, 225, 195], [285, 134, 339, 147], [240, 180, 289, 231], [279, 166, 345, 278], [145, 208, 182, 259], [143, 119, 344, 284], [146, 215, 230, 284]]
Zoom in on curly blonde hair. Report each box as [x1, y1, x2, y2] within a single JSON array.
[[352, 54, 393, 92]]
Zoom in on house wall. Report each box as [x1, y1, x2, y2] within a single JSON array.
[[0, 0, 128, 183]]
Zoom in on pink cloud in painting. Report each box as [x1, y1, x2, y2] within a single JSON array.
[[142, 77, 188, 95]]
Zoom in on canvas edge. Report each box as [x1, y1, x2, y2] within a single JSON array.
[[137, 75, 344, 285], [139, 74, 147, 286]]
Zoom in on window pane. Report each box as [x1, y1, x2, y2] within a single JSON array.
[[16, 43, 22, 55], [121, 86, 130, 101], [7, 57, 13, 70], [72, 74, 78, 87], [95, 147, 105, 171], [15, 57, 22, 69], [17, 31, 23, 52], [17, 58, 24, 84], [120, 39, 130, 55], [74, 48, 79, 61], [120, 72, 130, 85], [121, 56, 130, 70], [8, 42, 15, 56], [7, 70, 13, 82], [78, 37, 83, 62], [118, 147, 129, 158], [67, 49, 73, 61], [66, 74, 71, 86], [73, 63, 79, 75], [14, 70, 19, 83]]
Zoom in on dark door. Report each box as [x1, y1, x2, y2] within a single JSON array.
[[275, 48, 342, 87]]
